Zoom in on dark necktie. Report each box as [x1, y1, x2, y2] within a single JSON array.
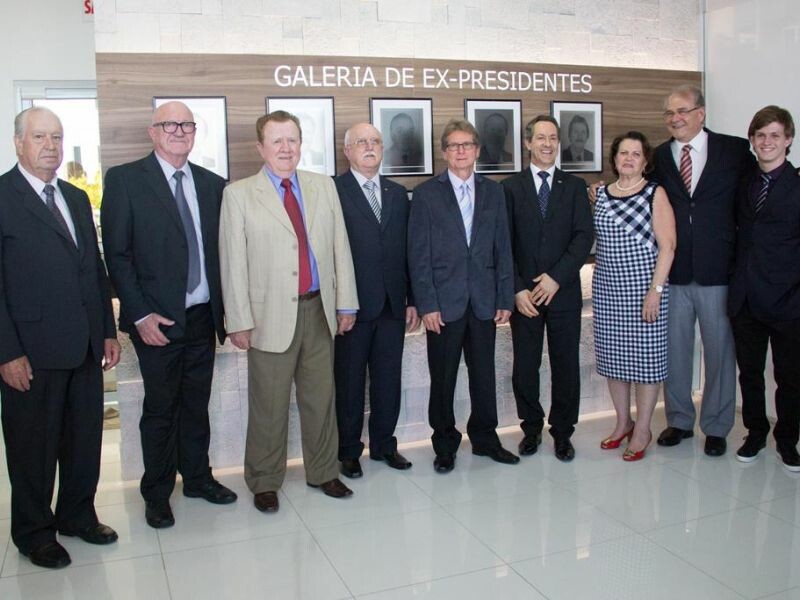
[[43, 184, 75, 246], [679, 144, 693, 194], [537, 171, 550, 217], [754, 172, 770, 214], [172, 171, 201, 293], [281, 178, 312, 294]]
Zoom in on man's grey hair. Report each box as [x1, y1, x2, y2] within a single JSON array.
[[14, 106, 60, 138], [664, 84, 705, 110]]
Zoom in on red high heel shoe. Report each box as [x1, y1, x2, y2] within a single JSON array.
[[600, 422, 635, 450], [623, 431, 652, 462]]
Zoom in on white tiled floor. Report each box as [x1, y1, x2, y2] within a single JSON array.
[[1, 406, 799, 599]]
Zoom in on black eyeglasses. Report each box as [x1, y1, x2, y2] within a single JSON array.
[[152, 121, 197, 134]]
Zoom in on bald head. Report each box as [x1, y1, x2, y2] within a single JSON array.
[[344, 122, 383, 178], [148, 101, 196, 168]]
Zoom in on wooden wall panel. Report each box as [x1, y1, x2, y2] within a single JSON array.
[[96, 53, 700, 189]]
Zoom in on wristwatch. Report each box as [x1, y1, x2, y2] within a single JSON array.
[[650, 283, 664, 293]]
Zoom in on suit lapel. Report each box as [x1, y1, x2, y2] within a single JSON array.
[[190, 163, 217, 247], [379, 176, 395, 232], [546, 169, 566, 221], [11, 167, 79, 252], [762, 160, 795, 218], [60, 182, 87, 258], [438, 171, 469, 248], [658, 142, 688, 200], [693, 130, 720, 199], [345, 171, 380, 228], [142, 152, 185, 232], [254, 171, 294, 234], [297, 171, 319, 235], [470, 174, 488, 246]]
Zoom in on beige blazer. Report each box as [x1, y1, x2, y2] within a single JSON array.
[[219, 169, 358, 353]]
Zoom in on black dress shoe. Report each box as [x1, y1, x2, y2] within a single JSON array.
[[254, 491, 279, 512], [371, 451, 412, 470], [473, 446, 520, 464], [340, 457, 363, 478], [23, 540, 71, 569], [59, 523, 118, 545], [657, 427, 693, 447], [308, 478, 354, 498], [183, 479, 238, 504], [704, 436, 727, 457], [736, 435, 767, 463], [554, 438, 575, 462], [777, 442, 800, 472], [145, 500, 175, 529], [518, 432, 542, 456], [433, 453, 455, 473]]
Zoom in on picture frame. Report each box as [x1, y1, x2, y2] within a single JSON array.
[[266, 96, 336, 176], [464, 99, 522, 173], [369, 98, 433, 177], [152, 96, 230, 180], [550, 101, 603, 173]]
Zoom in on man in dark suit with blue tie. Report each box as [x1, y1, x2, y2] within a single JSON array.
[[334, 123, 419, 479], [408, 119, 517, 473], [101, 101, 236, 529], [503, 115, 594, 462], [0, 107, 121, 569], [729, 105, 800, 471]]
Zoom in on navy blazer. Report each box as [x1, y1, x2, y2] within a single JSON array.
[[653, 128, 755, 285], [0, 166, 115, 368], [503, 167, 593, 311], [728, 161, 800, 322], [408, 171, 514, 322], [335, 170, 412, 322], [101, 152, 226, 343]]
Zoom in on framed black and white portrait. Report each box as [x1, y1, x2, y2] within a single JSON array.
[[266, 96, 336, 176], [369, 98, 433, 176], [153, 96, 230, 180], [551, 101, 603, 173], [465, 99, 522, 173]]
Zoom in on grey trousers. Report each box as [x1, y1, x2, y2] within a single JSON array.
[[244, 295, 340, 493], [665, 283, 736, 436]]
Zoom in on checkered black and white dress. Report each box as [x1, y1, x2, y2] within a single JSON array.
[[592, 182, 669, 383]]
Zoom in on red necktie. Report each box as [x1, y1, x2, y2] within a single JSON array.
[[679, 144, 693, 194], [281, 178, 312, 294]]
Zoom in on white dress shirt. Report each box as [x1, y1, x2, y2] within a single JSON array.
[[350, 168, 382, 208], [671, 129, 708, 195], [529, 163, 556, 194]]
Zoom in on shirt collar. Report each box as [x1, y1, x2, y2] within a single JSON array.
[[350, 168, 380, 190], [17, 163, 57, 195], [674, 129, 708, 152], [529, 163, 556, 179], [762, 160, 788, 181], [447, 170, 475, 192], [154, 152, 189, 181], [263, 166, 299, 192]]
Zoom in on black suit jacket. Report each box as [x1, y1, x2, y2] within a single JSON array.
[[334, 171, 412, 322], [728, 161, 800, 322], [101, 152, 226, 342], [408, 171, 514, 322], [0, 166, 115, 369], [503, 167, 594, 311], [653, 128, 755, 285]]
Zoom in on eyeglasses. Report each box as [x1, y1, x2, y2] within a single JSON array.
[[352, 137, 382, 148], [152, 121, 197, 134], [662, 107, 701, 120], [445, 142, 477, 152]]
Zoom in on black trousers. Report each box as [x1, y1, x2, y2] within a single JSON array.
[[732, 302, 800, 446], [426, 306, 501, 456], [510, 305, 581, 439], [334, 301, 405, 460], [0, 349, 103, 553], [131, 303, 215, 502]]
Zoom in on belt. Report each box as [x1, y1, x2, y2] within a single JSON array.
[[298, 290, 320, 301]]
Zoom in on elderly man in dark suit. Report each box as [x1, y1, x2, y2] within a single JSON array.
[[0, 107, 121, 569], [334, 122, 419, 479], [503, 115, 594, 462], [101, 101, 236, 530], [729, 105, 800, 471], [653, 85, 756, 456], [408, 119, 517, 473]]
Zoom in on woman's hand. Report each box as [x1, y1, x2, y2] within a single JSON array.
[[642, 290, 661, 323]]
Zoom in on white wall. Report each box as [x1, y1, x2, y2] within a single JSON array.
[[94, 0, 703, 70], [0, 2, 96, 169], [705, 0, 800, 137]]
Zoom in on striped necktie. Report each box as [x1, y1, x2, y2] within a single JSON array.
[[679, 144, 693, 194], [754, 172, 770, 214], [458, 182, 473, 246], [363, 179, 381, 223]]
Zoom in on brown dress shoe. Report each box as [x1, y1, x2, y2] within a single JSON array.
[[308, 478, 353, 498], [254, 491, 279, 512]]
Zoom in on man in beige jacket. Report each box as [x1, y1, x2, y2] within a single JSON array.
[[220, 111, 359, 513]]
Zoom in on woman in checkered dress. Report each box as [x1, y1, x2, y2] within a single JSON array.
[[593, 131, 676, 461]]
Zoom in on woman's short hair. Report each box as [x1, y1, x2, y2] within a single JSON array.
[[609, 131, 654, 177]]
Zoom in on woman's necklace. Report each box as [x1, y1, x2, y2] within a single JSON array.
[[613, 177, 645, 192]]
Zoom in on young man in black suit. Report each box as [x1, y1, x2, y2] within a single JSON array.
[[101, 101, 236, 529], [408, 119, 517, 473], [334, 123, 419, 478], [0, 107, 121, 569], [729, 105, 800, 471], [503, 115, 594, 462]]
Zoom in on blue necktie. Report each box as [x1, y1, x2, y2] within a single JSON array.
[[173, 171, 201, 293], [537, 171, 550, 217], [458, 182, 473, 245]]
